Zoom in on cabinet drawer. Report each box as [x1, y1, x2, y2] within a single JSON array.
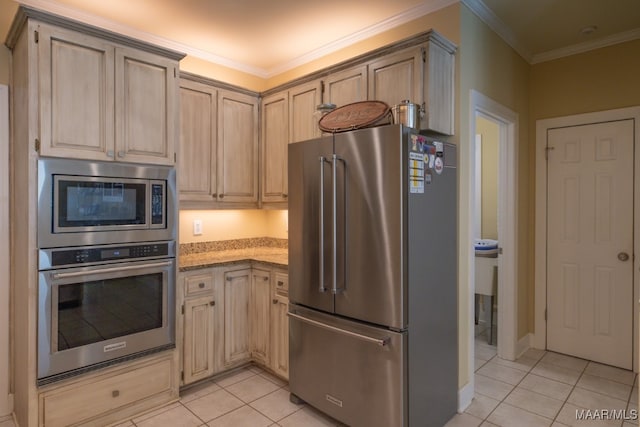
[[42, 358, 172, 427], [185, 273, 214, 296], [274, 272, 288, 295]]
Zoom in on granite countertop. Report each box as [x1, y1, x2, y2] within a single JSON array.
[[178, 238, 288, 271]]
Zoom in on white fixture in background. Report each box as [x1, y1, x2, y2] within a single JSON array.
[[193, 219, 203, 236]]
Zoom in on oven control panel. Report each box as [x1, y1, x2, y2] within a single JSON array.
[[39, 242, 175, 270]]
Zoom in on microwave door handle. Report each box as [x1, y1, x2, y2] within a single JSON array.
[[51, 261, 172, 280]]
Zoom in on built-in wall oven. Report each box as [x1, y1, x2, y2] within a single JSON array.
[[37, 158, 177, 385]]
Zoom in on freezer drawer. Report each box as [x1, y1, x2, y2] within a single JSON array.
[[289, 305, 406, 427]]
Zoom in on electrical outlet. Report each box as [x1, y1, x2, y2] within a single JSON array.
[[193, 219, 203, 236]]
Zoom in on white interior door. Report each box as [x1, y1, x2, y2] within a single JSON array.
[[547, 119, 634, 369]]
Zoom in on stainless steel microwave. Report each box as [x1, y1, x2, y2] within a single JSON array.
[[38, 158, 176, 248]]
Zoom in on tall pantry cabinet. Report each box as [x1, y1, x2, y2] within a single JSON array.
[[6, 7, 184, 427]]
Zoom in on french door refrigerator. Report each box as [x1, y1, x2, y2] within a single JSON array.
[[288, 124, 458, 427]]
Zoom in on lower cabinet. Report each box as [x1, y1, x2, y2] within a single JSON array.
[[270, 271, 289, 379], [179, 264, 289, 386], [223, 267, 252, 368], [250, 269, 271, 366], [39, 352, 177, 427]]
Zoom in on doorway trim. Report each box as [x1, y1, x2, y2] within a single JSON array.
[[534, 106, 640, 372], [468, 90, 519, 368]]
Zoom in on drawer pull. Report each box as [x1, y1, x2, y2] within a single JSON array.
[[112, 390, 120, 398], [198, 282, 205, 289]]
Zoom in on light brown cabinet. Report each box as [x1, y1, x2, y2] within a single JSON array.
[[179, 75, 259, 208], [250, 269, 271, 366], [323, 65, 368, 108], [179, 79, 217, 202], [260, 80, 321, 206], [37, 23, 179, 165], [270, 271, 289, 379], [368, 47, 422, 109], [223, 267, 252, 367], [181, 271, 218, 385], [39, 353, 176, 427], [260, 91, 289, 204]]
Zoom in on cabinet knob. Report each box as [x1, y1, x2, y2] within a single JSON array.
[[264, 276, 269, 281], [198, 282, 205, 289], [226, 276, 232, 282], [210, 300, 215, 306], [107, 150, 114, 158], [277, 281, 284, 287], [112, 390, 120, 398], [283, 193, 288, 198], [272, 299, 278, 304], [219, 194, 225, 199], [117, 150, 125, 158]]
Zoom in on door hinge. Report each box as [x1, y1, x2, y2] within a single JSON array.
[[174, 68, 177, 78], [34, 138, 40, 153], [181, 371, 184, 381], [545, 146, 555, 160], [544, 309, 547, 321], [320, 80, 325, 101], [34, 30, 39, 43], [174, 152, 177, 163], [421, 46, 426, 62], [181, 305, 184, 315]]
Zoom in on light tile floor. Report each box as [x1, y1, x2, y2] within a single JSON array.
[[0, 329, 637, 426], [445, 327, 639, 427]]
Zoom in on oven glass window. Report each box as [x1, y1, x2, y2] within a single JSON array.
[[57, 179, 146, 227], [56, 273, 163, 351]]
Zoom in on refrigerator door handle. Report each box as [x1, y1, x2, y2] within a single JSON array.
[[331, 154, 339, 295], [288, 312, 390, 347], [319, 156, 327, 293]]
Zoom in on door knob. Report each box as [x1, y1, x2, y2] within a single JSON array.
[[618, 252, 630, 262]]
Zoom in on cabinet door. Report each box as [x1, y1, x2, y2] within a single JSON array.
[[289, 80, 322, 143], [115, 47, 178, 165], [324, 65, 368, 108], [183, 295, 215, 385], [224, 268, 251, 367], [217, 90, 259, 203], [250, 269, 271, 366], [261, 91, 289, 203], [368, 48, 421, 109], [179, 79, 217, 202], [271, 272, 289, 379], [37, 24, 115, 161], [423, 40, 455, 135]]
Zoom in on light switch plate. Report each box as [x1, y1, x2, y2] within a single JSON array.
[[193, 219, 203, 236]]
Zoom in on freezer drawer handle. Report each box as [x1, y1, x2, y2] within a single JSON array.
[[288, 312, 390, 347], [51, 261, 172, 279]]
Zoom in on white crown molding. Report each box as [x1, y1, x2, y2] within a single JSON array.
[[461, 0, 533, 62], [17, 0, 272, 77], [16, 0, 458, 79], [265, 0, 458, 77], [532, 27, 640, 64]]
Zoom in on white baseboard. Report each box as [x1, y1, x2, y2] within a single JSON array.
[[516, 333, 533, 358], [458, 380, 474, 413]]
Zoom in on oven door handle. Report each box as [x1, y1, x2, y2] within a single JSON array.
[[51, 261, 173, 279]]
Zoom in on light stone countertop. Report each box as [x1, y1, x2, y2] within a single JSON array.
[[179, 247, 288, 271]]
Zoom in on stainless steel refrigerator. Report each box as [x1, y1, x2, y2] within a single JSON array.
[[288, 124, 458, 427]]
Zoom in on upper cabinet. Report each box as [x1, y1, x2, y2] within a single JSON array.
[[261, 91, 289, 204], [368, 48, 422, 108], [289, 81, 322, 143], [179, 75, 259, 208], [323, 65, 368, 108], [34, 22, 181, 165]]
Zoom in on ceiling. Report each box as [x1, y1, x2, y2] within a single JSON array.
[[3, 0, 640, 77]]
